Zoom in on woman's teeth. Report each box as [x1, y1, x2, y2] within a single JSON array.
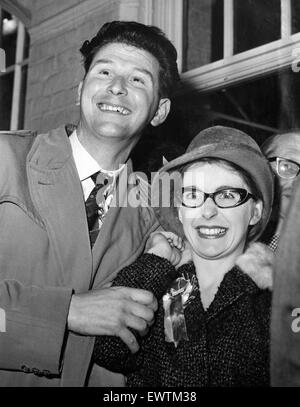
[[198, 227, 227, 237]]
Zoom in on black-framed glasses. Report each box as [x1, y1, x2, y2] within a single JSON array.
[[268, 157, 300, 180], [180, 187, 254, 209]]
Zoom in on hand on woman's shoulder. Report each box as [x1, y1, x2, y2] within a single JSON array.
[[235, 242, 274, 290]]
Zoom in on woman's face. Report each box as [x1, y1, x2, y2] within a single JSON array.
[[178, 162, 263, 261]]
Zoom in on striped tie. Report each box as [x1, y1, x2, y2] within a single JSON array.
[[85, 171, 114, 246]]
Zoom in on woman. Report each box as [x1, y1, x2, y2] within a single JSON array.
[[93, 125, 274, 386]]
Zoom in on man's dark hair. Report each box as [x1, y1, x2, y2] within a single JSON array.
[[79, 21, 180, 98]]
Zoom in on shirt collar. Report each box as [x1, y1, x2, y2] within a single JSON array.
[[70, 129, 125, 181]]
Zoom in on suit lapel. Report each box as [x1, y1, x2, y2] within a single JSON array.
[[27, 127, 92, 292]]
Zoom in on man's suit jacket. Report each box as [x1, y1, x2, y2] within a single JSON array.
[[271, 174, 300, 386], [0, 126, 158, 386]]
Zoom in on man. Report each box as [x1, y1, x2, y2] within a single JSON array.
[[0, 21, 180, 386], [270, 164, 300, 386], [260, 130, 300, 386], [261, 131, 300, 251]]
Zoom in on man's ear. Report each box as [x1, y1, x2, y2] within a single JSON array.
[[151, 98, 171, 127], [249, 199, 263, 226], [77, 81, 83, 105]]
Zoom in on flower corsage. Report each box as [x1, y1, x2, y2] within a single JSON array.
[[163, 270, 198, 347]]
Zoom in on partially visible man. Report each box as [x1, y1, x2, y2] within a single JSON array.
[[0, 21, 180, 386], [270, 166, 300, 386], [261, 131, 300, 251], [261, 131, 300, 386]]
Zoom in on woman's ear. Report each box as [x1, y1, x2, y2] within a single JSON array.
[[249, 199, 263, 226], [151, 98, 171, 127]]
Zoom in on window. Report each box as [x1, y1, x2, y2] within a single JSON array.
[[0, 7, 30, 130], [182, 0, 224, 70], [146, 0, 300, 141], [179, 0, 300, 92]]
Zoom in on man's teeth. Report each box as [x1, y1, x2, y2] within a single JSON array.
[[98, 103, 130, 115], [198, 227, 226, 236]]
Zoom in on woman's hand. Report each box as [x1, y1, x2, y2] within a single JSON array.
[[145, 231, 184, 266]]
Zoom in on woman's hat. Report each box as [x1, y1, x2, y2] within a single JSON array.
[[152, 126, 274, 241]]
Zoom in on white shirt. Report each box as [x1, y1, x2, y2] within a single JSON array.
[[69, 130, 124, 201]]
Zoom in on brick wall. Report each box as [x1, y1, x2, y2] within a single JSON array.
[[23, 0, 125, 132], [30, 0, 83, 26]]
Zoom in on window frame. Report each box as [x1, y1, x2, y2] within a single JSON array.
[[151, 0, 300, 93], [142, 0, 184, 72], [0, 7, 29, 130]]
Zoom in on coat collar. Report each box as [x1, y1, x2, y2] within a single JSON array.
[[27, 126, 73, 171], [28, 124, 135, 175], [178, 261, 262, 323], [27, 126, 92, 291], [205, 266, 259, 321]]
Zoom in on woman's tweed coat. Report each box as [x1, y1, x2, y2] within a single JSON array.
[[93, 248, 272, 387]]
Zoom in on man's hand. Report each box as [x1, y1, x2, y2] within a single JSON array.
[[145, 231, 184, 266], [67, 287, 157, 353], [175, 240, 193, 269]]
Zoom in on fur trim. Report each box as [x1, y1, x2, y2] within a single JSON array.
[[235, 242, 274, 290]]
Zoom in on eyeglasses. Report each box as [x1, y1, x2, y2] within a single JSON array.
[[268, 157, 300, 179], [180, 187, 254, 209]]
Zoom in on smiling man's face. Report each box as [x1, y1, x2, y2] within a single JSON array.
[[78, 42, 170, 145]]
